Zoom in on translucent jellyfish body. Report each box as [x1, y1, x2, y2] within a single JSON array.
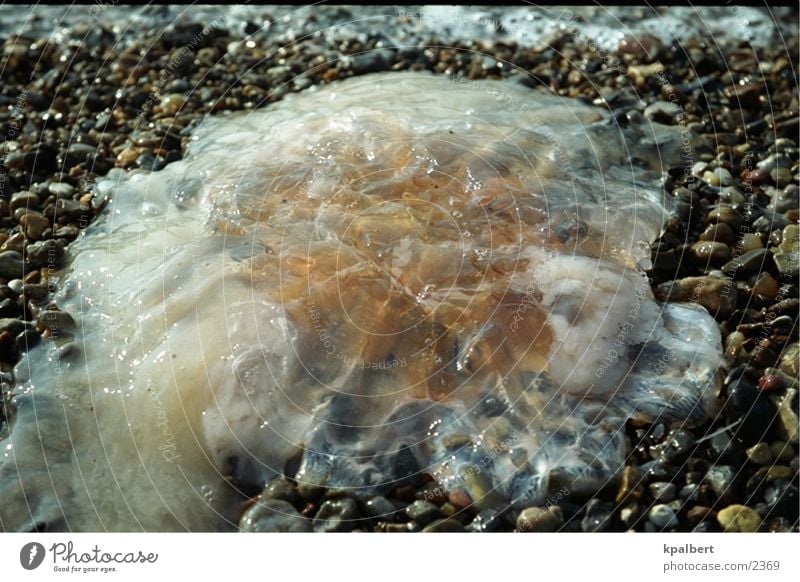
[[0, 73, 722, 531]]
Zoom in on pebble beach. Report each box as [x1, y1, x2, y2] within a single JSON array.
[[0, 5, 797, 533]]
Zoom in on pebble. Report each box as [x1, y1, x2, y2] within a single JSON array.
[[757, 153, 793, 171], [721, 249, 773, 277], [260, 477, 297, 503], [363, 496, 397, 518], [752, 273, 780, 300], [705, 465, 736, 501], [651, 429, 696, 463], [619, 504, 642, 529], [770, 441, 795, 462], [772, 388, 798, 443], [706, 204, 741, 226], [312, 498, 358, 532], [654, 276, 737, 317], [516, 506, 564, 532], [36, 310, 75, 334], [0, 318, 27, 337], [0, 251, 29, 280], [763, 482, 799, 521], [689, 241, 730, 266], [25, 240, 66, 270], [745, 442, 773, 466], [727, 377, 778, 445], [19, 212, 49, 240], [405, 500, 441, 527], [686, 506, 714, 526], [649, 482, 677, 503], [615, 465, 642, 503], [422, 518, 466, 532], [580, 499, 616, 532], [239, 499, 311, 532], [9, 192, 40, 213], [48, 182, 75, 198], [738, 233, 763, 254], [717, 504, 761, 532], [648, 504, 679, 529], [702, 167, 733, 187], [699, 222, 735, 245], [644, 101, 682, 123]]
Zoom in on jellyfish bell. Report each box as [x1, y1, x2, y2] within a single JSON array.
[[0, 72, 722, 531]]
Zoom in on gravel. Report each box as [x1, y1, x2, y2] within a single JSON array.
[[0, 5, 797, 532]]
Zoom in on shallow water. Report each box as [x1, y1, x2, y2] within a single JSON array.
[[0, 72, 723, 531]]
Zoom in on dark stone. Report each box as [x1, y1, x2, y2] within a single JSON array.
[[580, 499, 616, 532]]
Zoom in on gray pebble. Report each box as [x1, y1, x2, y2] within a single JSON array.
[[648, 504, 678, 528], [0, 251, 29, 280], [705, 465, 736, 501], [516, 506, 564, 532], [581, 499, 615, 532], [239, 499, 311, 532], [312, 498, 358, 532], [649, 482, 677, 503], [363, 496, 397, 518], [405, 500, 441, 526]]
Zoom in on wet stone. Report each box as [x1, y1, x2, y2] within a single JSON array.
[[362, 496, 397, 519], [705, 465, 737, 501], [25, 240, 66, 270], [516, 506, 564, 532], [643, 101, 682, 124], [260, 477, 297, 503], [699, 222, 735, 246], [654, 276, 737, 317], [648, 504, 678, 529], [312, 498, 359, 532], [405, 500, 441, 527], [745, 442, 773, 466], [580, 499, 616, 532], [717, 504, 761, 532], [239, 499, 311, 532], [772, 388, 798, 443], [651, 429, 696, 463], [762, 482, 799, 522], [0, 251, 29, 280], [422, 518, 466, 533], [770, 441, 795, 463], [9, 192, 40, 213], [649, 482, 677, 503], [690, 241, 731, 266], [722, 249, 773, 278]]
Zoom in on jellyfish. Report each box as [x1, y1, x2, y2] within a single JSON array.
[[0, 72, 722, 531]]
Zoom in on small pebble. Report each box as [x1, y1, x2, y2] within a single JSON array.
[[516, 506, 564, 532], [717, 504, 761, 532], [239, 499, 311, 532], [649, 482, 677, 503], [648, 504, 678, 528], [745, 442, 773, 466]]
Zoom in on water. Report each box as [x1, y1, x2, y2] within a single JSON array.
[[0, 5, 791, 49], [0, 72, 723, 531]]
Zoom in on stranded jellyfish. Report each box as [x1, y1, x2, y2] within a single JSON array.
[[0, 73, 722, 531]]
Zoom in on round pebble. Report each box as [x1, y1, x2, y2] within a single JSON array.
[[648, 504, 679, 528], [717, 504, 761, 532]]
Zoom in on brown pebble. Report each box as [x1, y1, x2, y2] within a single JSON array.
[[758, 375, 785, 392], [690, 241, 731, 266], [699, 222, 735, 245]]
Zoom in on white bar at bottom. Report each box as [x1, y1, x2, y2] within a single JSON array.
[[0, 533, 797, 581]]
